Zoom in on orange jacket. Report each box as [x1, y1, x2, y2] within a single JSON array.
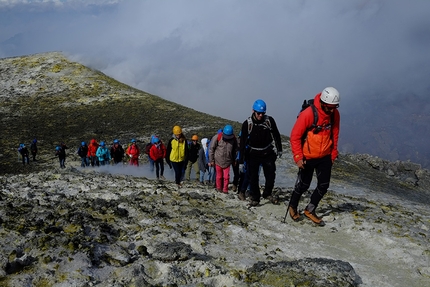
[[290, 93, 340, 162], [87, 139, 99, 157]]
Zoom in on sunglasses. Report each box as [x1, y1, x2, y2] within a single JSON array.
[[255, 111, 266, 116], [321, 103, 339, 110]]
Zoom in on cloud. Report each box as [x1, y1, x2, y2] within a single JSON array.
[[1, 0, 430, 166]]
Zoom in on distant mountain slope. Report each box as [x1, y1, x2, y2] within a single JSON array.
[[340, 95, 430, 168], [0, 52, 241, 174]]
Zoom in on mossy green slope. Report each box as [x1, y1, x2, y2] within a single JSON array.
[[0, 52, 241, 174]]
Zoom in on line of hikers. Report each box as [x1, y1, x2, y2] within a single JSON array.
[[17, 87, 340, 226]]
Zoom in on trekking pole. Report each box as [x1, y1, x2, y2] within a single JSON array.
[[283, 169, 301, 223]]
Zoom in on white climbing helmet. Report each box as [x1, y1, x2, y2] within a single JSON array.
[[320, 87, 340, 105]]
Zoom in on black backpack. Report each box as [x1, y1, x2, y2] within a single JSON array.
[[145, 143, 153, 155]]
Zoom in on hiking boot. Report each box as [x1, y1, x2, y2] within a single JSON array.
[[249, 201, 259, 207], [160, 175, 166, 180], [238, 192, 246, 201], [288, 206, 300, 222], [232, 184, 237, 192], [304, 209, 324, 225], [264, 195, 280, 205]]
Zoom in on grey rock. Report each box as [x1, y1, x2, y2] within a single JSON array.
[[151, 242, 193, 262]]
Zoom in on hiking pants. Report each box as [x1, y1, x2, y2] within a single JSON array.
[[148, 155, 154, 171], [21, 155, 29, 165], [232, 162, 240, 187], [171, 161, 185, 184], [89, 156, 99, 167], [154, 158, 164, 178], [215, 164, 230, 192], [185, 160, 199, 180], [81, 156, 89, 167], [129, 158, 139, 166], [206, 165, 216, 183], [59, 156, 66, 168], [248, 152, 277, 202], [289, 155, 332, 211]]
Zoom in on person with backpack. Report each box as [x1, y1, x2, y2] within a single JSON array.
[[145, 135, 157, 171], [126, 139, 140, 166], [87, 139, 99, 167], [110, 139, 125, 164], [206, 129, 222, 186], [166, 125, 188, 188], [30, 138, 38, 161], [96, 141, 111, 166], [198, 138, 210, 185], [77, 141, 89, 167], [18, 143, 30, 165], [149, 136, 167, 180], [238, 99, 282, 206], [288, 87, 340, 226], [185, 134, 201, 182], [209, 125, 238, 194], [55, 142, 68, 168]]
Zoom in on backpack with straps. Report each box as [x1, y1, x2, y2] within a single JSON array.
[[145, 143, 153, 155], [246, 115, 271, 134], [299, 99, 335, 141]]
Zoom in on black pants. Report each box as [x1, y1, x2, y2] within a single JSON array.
[[248, 151, 277, 202], [171, 161, 185, 184], [289, 155, 332, 211], [232, 162, 240, 186], [154, 158, 164, 178]]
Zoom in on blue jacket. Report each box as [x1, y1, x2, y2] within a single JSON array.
[[96, 146, 111, 162]]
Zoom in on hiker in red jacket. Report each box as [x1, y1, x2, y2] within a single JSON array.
[[126, 139, 140, 166], [87, 139, 99, 167], [149, 136, 167, 180], [288, 87, 340, 226]]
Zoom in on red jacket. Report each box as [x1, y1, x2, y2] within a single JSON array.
[[126, 143, 140, 159], [87, 139, 99, 157], [290, 93, 340, 162], [149, 143, 166, 161]]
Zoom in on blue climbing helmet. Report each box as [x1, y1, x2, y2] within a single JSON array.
[[223, 124, 234, 136], [153, 137, 160, 144], [113, 139, 119, 144], [223, 125, 235, 140], [81, 141, 86, 146], [55, 146, 61, 151], [252, 99, 266, 113], [131, 139, 136, 143], [32, 138, 37, 144], [100, 141, 105, 147], [19, 143, 24, 148]]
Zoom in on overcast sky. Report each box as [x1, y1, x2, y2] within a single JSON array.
[[1, 0, 430, 164]]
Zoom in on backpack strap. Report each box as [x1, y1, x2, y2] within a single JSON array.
[[247, 115, 271, 134]]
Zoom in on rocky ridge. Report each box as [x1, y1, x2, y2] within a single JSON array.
[[0, 153, 429, 286]]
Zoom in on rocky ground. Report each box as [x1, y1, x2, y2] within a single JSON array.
[[0, 153, 429, 287]]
